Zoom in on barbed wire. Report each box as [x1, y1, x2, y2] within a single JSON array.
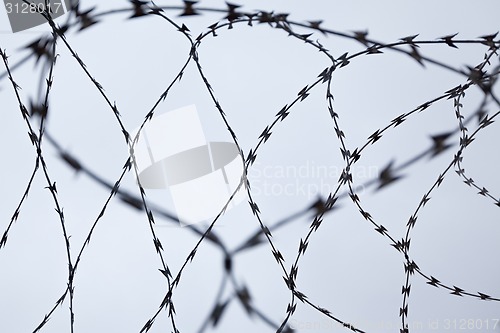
[[1, 1, 499, 332]]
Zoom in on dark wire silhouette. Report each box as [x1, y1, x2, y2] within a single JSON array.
[[0, 1, 499, 333]]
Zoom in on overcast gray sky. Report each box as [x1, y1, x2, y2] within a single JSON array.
[[1, 1, 500, 332]]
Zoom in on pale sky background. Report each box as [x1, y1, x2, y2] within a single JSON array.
[[1, 1, 500, 332]]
